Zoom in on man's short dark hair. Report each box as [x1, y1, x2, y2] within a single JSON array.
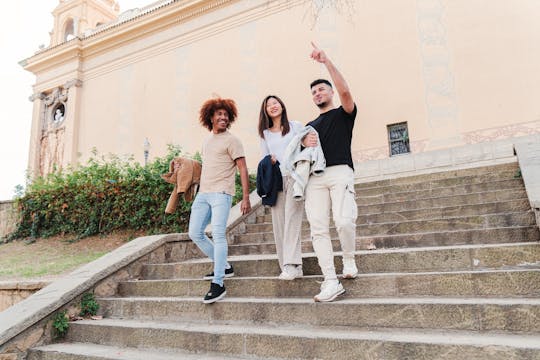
[[310, 79, 332, 89]]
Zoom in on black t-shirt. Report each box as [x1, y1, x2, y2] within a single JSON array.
[[307, 105, 356, 170]]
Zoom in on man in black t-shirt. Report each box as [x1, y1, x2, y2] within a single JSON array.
[[302, 43, 358, 302]]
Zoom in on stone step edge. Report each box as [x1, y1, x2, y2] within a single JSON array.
[[356, 169, 522, 192], [98, 296, 540, 306], [355, 162, 519, 189], [125, 268, 540, 283], [355, 178, 524, 199], [355, 161, 518, 184], [244, 214, 535, 236], [163, 242, 540, 265], [250, 209, 536, 229], [259, 196, 531, 219], [29, 342, 246, 360], [69, 318, 540, 349], [258, 197, 531, 221], [231, 225, 540, 246]]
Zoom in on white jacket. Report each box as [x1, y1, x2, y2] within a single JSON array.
[[283, 125, 326, 198]]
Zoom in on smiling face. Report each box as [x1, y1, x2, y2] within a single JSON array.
[[265, 97, 283, 120], [311, 83, 334, 109], [211, 108, 230, 133]]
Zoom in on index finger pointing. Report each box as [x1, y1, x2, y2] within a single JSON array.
[[311, 41, 319, 50]]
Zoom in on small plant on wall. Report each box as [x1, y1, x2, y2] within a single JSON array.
[[79, 292, 100, 317], [52, 310, 69, 339]]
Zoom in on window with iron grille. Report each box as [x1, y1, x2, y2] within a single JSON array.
[[387, 122, 410, 156]]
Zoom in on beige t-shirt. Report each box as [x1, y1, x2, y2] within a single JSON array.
[[199, 130, 245, 196]]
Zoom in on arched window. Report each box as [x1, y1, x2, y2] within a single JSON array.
[[64, 18, 74, 41]]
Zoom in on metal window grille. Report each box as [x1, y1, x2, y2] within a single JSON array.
[[387, 122, 410, 156]]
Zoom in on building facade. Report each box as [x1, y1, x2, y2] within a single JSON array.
[[22, 0, 540, 176]]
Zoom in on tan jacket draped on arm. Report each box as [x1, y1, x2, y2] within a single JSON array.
[[161, 157, 202, 213]]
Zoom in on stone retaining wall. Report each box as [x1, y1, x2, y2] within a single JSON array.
[[0, 234, 192, 359], [0, 282, 50, 312]]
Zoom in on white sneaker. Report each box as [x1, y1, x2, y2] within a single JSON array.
[[342, 258, 358, 279], [313, 279, 345, 302], [278, 265, 303, 280]]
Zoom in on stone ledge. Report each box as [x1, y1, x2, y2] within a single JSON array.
[[0, 233, 187, 347], [0, 281, 51, 291], [354, 136, 521, 183]]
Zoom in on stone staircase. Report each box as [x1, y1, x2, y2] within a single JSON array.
[[28, 162, 540, 359]]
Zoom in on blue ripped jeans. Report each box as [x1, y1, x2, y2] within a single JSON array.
[[188, 192, 232, 286]]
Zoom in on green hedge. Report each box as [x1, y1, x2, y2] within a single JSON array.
[[8, 146, 255, 241]]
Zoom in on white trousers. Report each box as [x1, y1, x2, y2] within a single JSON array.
[[305, 165, 357, 280], [271, 176, 304, 269]]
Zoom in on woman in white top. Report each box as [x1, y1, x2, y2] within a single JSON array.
[[258, 95, 305, 280]]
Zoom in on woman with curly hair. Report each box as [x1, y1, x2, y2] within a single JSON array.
[[188, 97, 251, 304], [258, 95, 304, 280]]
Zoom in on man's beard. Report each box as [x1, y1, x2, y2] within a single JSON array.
[[316, 101, 328, 109]]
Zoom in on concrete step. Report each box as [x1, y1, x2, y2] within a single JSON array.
[[28, 342, 251, 360], [240, 211, 537, 239], [119, 269, 540, 298], [98, 296, 540, 334], [356, 162, 520, 189], [256, 188, 528, 218], [357, 191, 529, 214], [358, 187, 528, 209], [255, 198, 532, 225], [144, 243, 540, 279], [231, 225, 540, 248], [357, 211, 536, 236], [354, 170, 523, 196], [255, 196, 531, 223], [357, 178, 524, 204], [64, 318, 540, 359], [359, 185, 525, 207]]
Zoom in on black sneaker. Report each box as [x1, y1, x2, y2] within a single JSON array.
[[203, 265, 234, 280], [203, 282, 226, 304]]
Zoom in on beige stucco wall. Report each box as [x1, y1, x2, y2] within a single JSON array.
[[25, 0, 540, 174]]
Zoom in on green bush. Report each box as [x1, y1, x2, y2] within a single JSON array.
[[8, 146, 255, 241], [79, 292, 100, 317], [52, 310, 69, 339]]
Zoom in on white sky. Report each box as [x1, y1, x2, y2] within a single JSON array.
[[0, 0, 154, 200]]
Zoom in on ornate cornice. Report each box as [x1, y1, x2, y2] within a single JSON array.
[[64, 79, 83, 89], [21, 0, 235, 74], [28, 92, 46, 102], [22, 40, 83, 74], [28, 79, 82, 102]]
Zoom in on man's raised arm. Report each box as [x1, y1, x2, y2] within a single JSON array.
[[310, 42, 355, 114]]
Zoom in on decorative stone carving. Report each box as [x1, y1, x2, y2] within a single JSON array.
[[39, 127, 65, 176], [35, 80, 81, 176], [64, 79, 82, 89]]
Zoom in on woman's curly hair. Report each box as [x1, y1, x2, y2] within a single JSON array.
[[199, 98, 238, 131]]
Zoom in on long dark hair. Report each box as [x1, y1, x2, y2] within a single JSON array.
[[258, 95, 290, 139]]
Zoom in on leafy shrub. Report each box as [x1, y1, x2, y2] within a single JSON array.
[[9, 146, 255, 241], [79, 292, 100, 317], [52, 310, 69, 338]]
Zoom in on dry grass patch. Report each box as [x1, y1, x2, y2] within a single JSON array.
[[0, 231, 142, 281]]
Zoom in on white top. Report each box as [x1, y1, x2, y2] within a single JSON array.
[[260, 121, 304, 175]]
